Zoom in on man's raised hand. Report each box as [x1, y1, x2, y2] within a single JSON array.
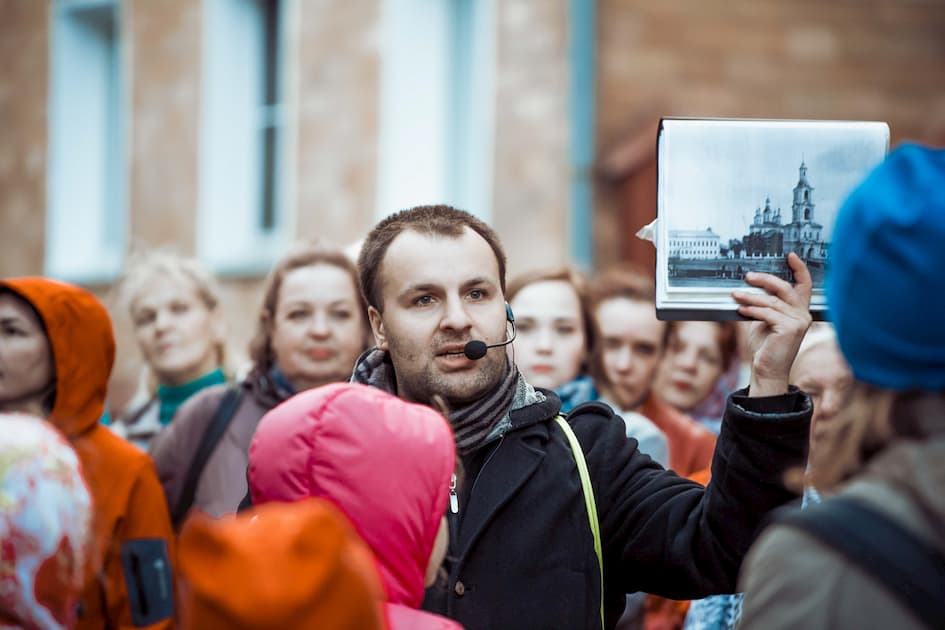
[[732, 252, 813, 398]]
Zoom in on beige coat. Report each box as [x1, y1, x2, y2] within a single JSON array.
[[151, 369, 291, 520], [739, 435, 945, 629]]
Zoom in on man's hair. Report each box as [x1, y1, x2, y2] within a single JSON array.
[[358, 205, 507, 311], [585, 264, 667, 386]]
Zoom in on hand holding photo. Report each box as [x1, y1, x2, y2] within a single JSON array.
[[654, 117, 889, 320], [734, 252, 814, 396]]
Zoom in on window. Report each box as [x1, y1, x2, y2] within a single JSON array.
[[198, 0, 286, 274], [46, 0, 124, 282], [375, 0, 496, 221]]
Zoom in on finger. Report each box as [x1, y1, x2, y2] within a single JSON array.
[[742, 272, 802, 307], [737, 298, 812, 335], [736, 304, 793, 329], [786, 252, 813, 296], [732, 289, 796, 318], [741, 253, 814, 307]]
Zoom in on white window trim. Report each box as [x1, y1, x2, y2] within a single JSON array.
[[375, 0, 495, 222], [45, 0, 126, 283], [197, 0, 289, 276]]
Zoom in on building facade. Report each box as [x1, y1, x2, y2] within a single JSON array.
[[3, 0, 944, 411], [668, 228, 721, 259]]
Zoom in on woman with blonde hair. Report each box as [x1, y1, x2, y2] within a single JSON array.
[[739, 145, 945, 629], [151, 243, 371, 527], [111, 252, 228, 450]]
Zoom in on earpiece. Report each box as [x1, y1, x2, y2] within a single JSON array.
[[505, 303, 515, 324]]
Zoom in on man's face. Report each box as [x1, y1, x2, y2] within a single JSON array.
[[369, 228, 508, 406], [594, 297, 666, 411]]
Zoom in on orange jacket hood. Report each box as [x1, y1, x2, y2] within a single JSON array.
[[178, 498, 387, 629], [0, 277, 115, 437]]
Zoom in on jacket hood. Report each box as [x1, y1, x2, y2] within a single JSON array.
[[178, 498, 386, 629], [0, 278, 115, 437], [0, 414, 92, 630], [249, 382, 456, 608]]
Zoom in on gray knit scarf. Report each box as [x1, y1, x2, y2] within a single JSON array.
[[351, 348, 520, 456]]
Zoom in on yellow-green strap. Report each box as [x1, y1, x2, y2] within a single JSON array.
[[554, 415, 604, 629]]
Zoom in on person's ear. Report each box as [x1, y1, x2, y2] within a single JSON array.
[[368, 306, 388, 351]]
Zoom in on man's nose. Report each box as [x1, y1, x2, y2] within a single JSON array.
[[440, 297, 473, 332]]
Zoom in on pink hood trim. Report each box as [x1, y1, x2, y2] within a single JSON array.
[[249, 383, 456, 609]]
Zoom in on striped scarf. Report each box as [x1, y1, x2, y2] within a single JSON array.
[[351, 348, 518, 456]]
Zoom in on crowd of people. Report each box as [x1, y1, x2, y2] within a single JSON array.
[[1, 143, 943, 629]]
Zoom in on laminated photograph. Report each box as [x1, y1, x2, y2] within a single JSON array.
[[655, 117, 889, 320]]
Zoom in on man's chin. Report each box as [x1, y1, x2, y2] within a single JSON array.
[[426, 370, 499, 406]]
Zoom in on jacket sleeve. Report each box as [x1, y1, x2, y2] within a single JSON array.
[[103, 456, 177, 629], [577, 386, 811, 600], [150, 386, 226, 515]]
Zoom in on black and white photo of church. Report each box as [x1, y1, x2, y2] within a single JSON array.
[[667, 160, 828, 287]]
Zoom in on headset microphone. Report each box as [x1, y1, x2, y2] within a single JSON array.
[[463, 303, 516, 360]]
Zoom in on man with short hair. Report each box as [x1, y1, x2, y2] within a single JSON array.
[[353, 204, 813, 630]]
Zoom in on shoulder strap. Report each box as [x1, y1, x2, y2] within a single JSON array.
[[171, 387, 243, 528], [778, 495, 945, 629], [554, 415, 604, 630]]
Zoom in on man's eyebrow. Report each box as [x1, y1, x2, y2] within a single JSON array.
[[397, 283, 442, 299], [461, 277, 497, 290]]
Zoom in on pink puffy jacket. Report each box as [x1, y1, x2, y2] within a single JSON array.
[[248, 382, 462, 630]]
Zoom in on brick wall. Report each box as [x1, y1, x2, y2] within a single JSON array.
[[126, 0, 202, 252], [493, 0, 572, 276], [0, 0, 48, 277]]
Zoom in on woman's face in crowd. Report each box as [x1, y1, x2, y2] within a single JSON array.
[[0, 293, 54, 414], [595, 297, 665, 411], [791, 341, 853, 452], [270, 263, 366, 391], [130, 275, 222, 386], [510, 280, 586, 390], [653, 321, 725, 413]]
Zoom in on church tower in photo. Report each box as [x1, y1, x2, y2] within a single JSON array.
[[782, 161, 825, 260]]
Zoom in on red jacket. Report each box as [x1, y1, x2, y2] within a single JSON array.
[[249, 382, 462, 630], [1, 278, 176, 630], [641, 395, 717, 477]]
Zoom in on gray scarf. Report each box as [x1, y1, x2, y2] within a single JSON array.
[[351, 348, 521, 456]]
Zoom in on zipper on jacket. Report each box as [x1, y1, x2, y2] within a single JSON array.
[[449, 473, 459, 514]]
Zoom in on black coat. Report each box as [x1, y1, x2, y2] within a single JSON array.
[[422, 388, 811, 629]]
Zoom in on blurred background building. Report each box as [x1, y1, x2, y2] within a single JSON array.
[[2, 0, 944, 410]]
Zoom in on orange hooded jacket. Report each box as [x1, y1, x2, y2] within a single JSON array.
[[178, 498, 387, 629], [0, 277, 176, 630]]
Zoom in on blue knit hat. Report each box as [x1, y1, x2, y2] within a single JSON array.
[[827, 143, 945, 390]]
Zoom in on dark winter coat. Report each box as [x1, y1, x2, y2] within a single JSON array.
[[422, 387, 811, 630]]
